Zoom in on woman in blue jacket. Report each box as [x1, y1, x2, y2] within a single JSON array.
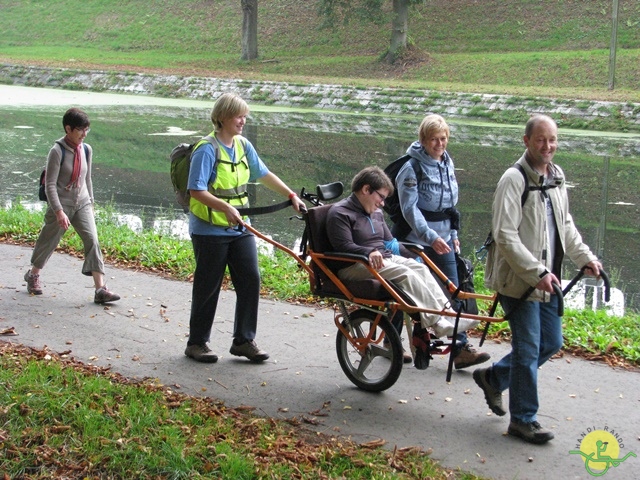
[[396, 114, 489, 370]]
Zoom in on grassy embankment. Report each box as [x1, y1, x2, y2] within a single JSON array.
[[0, 0, 639, 104], [1, 204, 638, 365]]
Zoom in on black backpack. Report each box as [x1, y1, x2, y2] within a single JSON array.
[[382, 154, 422, 239], [39, 141, 89, 202], [455, 253, 479, 314]]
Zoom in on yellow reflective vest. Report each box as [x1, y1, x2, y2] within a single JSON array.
[[189, 135, 250, 226]]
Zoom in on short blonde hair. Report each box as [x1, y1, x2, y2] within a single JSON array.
[[418, 114, 450, 144], [211, 93, 249, 131]]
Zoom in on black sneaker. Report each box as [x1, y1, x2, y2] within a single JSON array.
[[508, 420, 555, 444], [412, 325, 431, 370], [473, 367, 506, 416], [185, 344, 219, 363]]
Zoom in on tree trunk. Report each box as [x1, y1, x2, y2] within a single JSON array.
[[386, 0, 408, 64], [241, 0, 258, 60]]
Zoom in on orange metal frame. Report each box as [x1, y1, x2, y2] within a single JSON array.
[[245, 223, 504, 332]]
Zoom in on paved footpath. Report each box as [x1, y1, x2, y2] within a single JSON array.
[[1, 243, 638, 479]]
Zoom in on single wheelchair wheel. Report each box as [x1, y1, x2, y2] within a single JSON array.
[[336, 308, 403, 392]]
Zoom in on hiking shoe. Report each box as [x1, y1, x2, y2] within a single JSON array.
[[473, 367, 506, 416], [432, 318, 480, 338], [454, 343, 491, 370], [185, 344, 219, 363], [230, 340, 269, 362], [94, 285, 121, 304], [508, 420, 555, 444], [24, 271, 43, 295]]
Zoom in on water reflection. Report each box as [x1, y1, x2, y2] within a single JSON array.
[[1, 97, 638, 311]]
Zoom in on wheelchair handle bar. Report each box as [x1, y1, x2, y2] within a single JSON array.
[[562, 266, 610, 302]]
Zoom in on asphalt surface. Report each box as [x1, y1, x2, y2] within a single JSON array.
[[1, 243, 638, 480]]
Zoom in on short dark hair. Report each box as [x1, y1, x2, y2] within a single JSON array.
[[351, 166, 394, 194], [62, 108, 90, 130]]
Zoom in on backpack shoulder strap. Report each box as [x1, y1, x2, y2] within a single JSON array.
[[512, 163, 529, 207], [513, 162, 558, 206], [192, 135, 219, 167], [194, 135, 216, 152], [409, 156, 422, 184], [54, 140, 66, 166]]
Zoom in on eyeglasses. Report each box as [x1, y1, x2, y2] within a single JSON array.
[[372, 190, 387, 202], [74, 127, 91, 134]]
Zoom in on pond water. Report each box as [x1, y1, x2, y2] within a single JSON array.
[[1, 86, 639, 311]]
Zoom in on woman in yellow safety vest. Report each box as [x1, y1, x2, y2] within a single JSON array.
[[184, 93, 305, 364]]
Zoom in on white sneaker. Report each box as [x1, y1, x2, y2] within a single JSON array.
[[432, 318, 480, 338]]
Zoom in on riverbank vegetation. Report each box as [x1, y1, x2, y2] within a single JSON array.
[[1, 1, 639, 103]]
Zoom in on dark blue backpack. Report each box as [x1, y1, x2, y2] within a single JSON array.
[[39, 141, 89, 201]]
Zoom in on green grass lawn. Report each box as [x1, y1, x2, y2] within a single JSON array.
[[0, 0, 639, 102]]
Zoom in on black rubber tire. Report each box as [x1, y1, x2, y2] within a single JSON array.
[[336, 309, 404, 392]]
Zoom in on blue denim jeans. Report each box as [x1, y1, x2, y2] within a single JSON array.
[[489, 294, 563, 423]]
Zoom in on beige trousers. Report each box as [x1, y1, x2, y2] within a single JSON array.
[[338, 254, 449, 328]]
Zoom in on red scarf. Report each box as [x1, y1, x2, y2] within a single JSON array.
[[63, 136, 83, 189]]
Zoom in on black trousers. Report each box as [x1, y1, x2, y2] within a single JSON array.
[[188, 232, 260, 346]]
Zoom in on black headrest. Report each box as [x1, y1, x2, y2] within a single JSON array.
[[316, 182, 343, 202]]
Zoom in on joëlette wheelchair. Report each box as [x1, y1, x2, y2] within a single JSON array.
[[245, 182, 609, 393]]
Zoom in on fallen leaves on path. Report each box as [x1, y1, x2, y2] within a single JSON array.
[[0, 341, 445, 479]]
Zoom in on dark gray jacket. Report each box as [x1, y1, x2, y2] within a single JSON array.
[[326, 194, 412, 260]]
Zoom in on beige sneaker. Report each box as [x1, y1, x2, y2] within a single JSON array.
[[24, 270, 43, 295], [454, 343, 491, 369], [230, 340, 269, 362]]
